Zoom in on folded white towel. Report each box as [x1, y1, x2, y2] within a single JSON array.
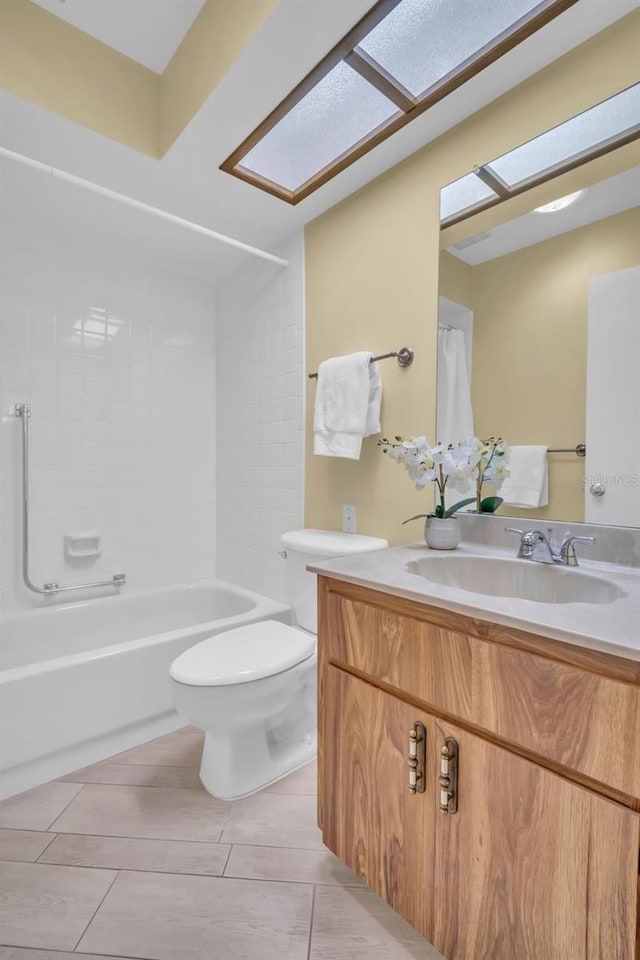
[[313, 351, 382, 460], [499, 445, 549, 508]]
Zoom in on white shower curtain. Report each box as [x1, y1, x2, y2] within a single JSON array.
[[437, 326, 474, 447], [437, 326, 474, 508]]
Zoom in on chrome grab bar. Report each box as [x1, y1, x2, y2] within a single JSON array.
[[15, 403, 126, 597]]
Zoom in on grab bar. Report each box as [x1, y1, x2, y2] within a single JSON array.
[[15, 403, 126, 597]]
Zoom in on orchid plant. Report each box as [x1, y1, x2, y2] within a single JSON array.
[[473, 436, 510, 513], [378, 435, 510, 523]]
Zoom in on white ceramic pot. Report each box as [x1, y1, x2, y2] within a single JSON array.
[[424, 516, 461, 550]]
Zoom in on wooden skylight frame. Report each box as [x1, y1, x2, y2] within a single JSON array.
[[439, 82, 640, 228], [220, 0, 579, 205]]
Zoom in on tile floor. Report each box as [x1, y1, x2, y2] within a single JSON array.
[[0, 727, 443, 960]]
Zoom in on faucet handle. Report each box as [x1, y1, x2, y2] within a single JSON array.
[[560, 535, 596, 567], [505, 526, 539, 559], [504, 527, 524, 538]]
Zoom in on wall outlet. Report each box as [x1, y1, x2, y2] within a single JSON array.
[[342, 504, 356, 534]]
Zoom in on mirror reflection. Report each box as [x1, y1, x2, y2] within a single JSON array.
[[438, 160, 639, 528]]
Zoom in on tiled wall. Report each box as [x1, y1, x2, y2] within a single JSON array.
[[0, 218, 217, 615], [215, 231, 305, 603]]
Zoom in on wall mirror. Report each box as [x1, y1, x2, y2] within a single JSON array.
[[437, 86, 639, 527]]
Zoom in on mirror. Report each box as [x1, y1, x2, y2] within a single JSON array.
[[437, 135, 639, 527]]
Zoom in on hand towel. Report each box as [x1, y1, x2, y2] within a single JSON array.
[[313, 351, 382, 460], [499, 445, 549, 508]]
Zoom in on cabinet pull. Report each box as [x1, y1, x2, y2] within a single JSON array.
[[439, 738, 458, 814], [408, 722, 426, 794]]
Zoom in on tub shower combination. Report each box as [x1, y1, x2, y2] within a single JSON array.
[[0, 404, 290, 798], [0, 581, 290, 799]]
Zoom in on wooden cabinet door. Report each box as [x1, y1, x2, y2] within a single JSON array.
[[431, 716, 640, 960], [321, 665, 438, 941]]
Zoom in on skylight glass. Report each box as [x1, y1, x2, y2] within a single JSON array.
[[490, 84, 640, 186], [439, 173, 497, 222], [222, 0, 580, 203], [239, 61, 399, 193], [358, 0, 542, 97]]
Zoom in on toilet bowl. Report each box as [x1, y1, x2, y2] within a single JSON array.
[[169, 529, 388, 799]]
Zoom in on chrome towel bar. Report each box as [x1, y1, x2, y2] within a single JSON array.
[[15, 403, 126, 597], [548, 445, 586, 456], [308, 346, 414, 379]]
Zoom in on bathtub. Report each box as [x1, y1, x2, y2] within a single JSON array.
[[0, 580, 291, 799]]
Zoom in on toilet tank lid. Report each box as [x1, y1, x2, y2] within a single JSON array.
[[169, 620, 315, 686], [281, 529, 388, 557]]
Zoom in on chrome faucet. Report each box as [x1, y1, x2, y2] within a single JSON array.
[[505, 528, 596, 566]]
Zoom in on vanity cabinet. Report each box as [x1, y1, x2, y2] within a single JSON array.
[[318, 576, 640, 960]]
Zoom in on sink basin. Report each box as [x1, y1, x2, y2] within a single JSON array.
[[407, 555, 624, 605]]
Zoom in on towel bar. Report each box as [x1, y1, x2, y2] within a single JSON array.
[[548, 445, 586, 456], [308, 346, 413, 379]]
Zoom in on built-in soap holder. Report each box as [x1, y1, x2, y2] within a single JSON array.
[[64, 533, 102, 561]]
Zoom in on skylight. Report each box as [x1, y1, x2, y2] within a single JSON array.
[[221, 0, 579, 204], [439, 83, 640, 226], [357, 0, 541, 98], [239, 62, 400, 193]]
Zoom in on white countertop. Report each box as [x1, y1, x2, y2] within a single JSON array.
[[309, 542, 640, 663]]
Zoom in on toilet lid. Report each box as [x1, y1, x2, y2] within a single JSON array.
[[169, 620, 315, 686]]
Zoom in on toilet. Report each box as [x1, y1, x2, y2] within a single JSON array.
[[169, 529, 388, 800]]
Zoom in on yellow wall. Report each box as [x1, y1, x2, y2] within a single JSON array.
[[0, 0, 160, 156], [468, 208, 639, 523], [304, 11, 640, 544], [439, 252, 473, 309], [0, 0, 277, 157], [159, 0, 278, 154]]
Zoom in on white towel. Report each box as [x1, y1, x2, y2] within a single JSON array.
[[499, 445, 549, 508], [313, 351, 382, 460]]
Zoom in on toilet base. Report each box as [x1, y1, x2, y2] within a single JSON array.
[[199, 726, 316, 800]]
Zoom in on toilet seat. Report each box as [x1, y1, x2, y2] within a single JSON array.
[[169, 620, 315, 687]]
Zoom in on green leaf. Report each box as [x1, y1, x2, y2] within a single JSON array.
[[434, 504, 445, 519], [402, 514, 429, 524], [443, 497, 476, 518], [480, 496, 504, 513]]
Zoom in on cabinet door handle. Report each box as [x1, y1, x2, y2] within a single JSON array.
[[439, 737, 459, 814], [408, 723, 426, 794]]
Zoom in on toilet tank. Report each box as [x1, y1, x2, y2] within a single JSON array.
[[280, 529, 388, 633]]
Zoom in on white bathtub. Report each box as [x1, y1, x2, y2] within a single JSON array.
[[0, 580, 291, 798]]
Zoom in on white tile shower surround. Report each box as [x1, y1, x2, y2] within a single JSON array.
[[0, 222, 217, 614], [215, 231, 305, 604], [0, 727, 443, 960]]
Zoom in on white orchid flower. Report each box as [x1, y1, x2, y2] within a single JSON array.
[[430, 444, 445, 464], [486, 460, 510, 489]]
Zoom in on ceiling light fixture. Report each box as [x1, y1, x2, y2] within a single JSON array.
[[534, 189, 586, 213]]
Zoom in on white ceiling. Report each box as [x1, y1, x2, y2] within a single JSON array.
[[29, 0, 205, 73], [447, 166, 640, 265], [3, 0, 638, 282]]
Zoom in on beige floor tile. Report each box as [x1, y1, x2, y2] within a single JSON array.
[[0, 950, 138, 959], [59, 761, 202, 789], [49, 783, 229, 842], [0, 860, 117, 951], [266, 760, 317, 795], [310, 885, 444, 960], [41, 833, 231, 876], [0, 829, 56, 862], [110, 727, 203, 768], [224, 843, 364, 885], [0, 947, 139, 960], [221, 792, 324, 849], [0, 782, 83, 831], [78, 869, 313, 960]]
